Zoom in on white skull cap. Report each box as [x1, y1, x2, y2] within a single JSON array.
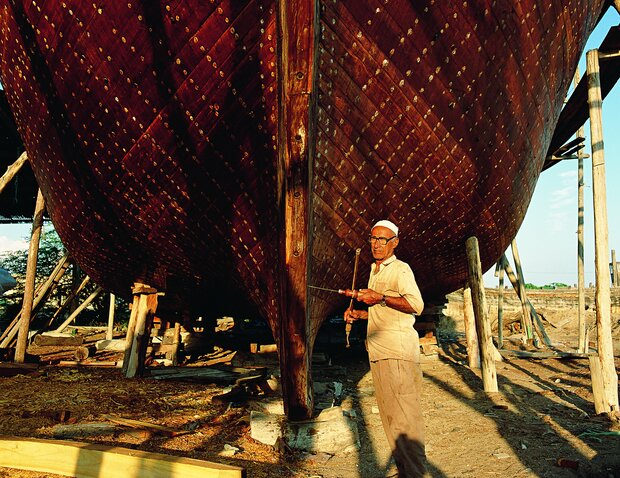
[[372, 220, 399, 236]]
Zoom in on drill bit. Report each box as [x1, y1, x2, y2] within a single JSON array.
[[308, 285, 343, 293]]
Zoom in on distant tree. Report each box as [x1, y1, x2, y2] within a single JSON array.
[[0, 226, 123, 329], [0, 225, 65, 281], [541, 282, 569, 290], [524, 283, 541, 289]]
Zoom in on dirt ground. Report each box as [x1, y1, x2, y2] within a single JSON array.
[[1, 309, 619, 478]]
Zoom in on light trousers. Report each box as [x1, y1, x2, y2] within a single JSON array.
[[370, 358, 425, 477]]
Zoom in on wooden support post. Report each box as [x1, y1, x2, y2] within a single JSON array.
[[44, 276, 90, 329], [612, 249, 618, 287], [31, 252, 71, 311], [170, 322, 182, 366], [499, 255, 552, 346], [462, 285, 480, 369], [68, 260, 82, 314], [54, 286, 103, 333], [14, 189, 45, 363], [0, 152, 27, 195], [122, 294, 140, 375], [276, 0, 318, 420], [586, 49, 619, 413], [107, 293, 116, 340], [575, 66, 588, 353], [510, 240, 535, 343], [465, 237, 498, 392], [125, 294, 149, 377], [123, 283, 159, 378], [494, 262, 505, 349]]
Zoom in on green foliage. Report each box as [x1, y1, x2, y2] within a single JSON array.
[[541, 282, 569, 290], [524, 282, 570, 290], [0, 225, 128, 330], [0, 226, 65, 279]]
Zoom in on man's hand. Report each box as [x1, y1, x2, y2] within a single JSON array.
[[355, 288, 383, 305], [344, 308, 368, 323]]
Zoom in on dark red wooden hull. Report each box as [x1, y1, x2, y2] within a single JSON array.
[[0, 0, 605, 417]]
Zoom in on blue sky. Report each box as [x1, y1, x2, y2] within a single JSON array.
[[1, 9, 619, 289]]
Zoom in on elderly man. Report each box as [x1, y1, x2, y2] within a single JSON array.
[[345, 219, 425, 477]]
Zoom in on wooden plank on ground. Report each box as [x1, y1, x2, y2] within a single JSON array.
[[0, 436, 245, 478], [148, 366, 266, 385], [57, 361, 121, 368], [33, 332, 84, 347], [52, 423, 125, 439], [101, 415, 190, 437]]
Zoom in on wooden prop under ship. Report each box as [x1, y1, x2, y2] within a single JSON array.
[[0, 1, 610, 419]]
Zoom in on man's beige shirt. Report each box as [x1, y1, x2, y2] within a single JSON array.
[[367, 254, 424, 362]]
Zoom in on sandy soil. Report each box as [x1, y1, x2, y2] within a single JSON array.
[[0, 313, 619, 478]]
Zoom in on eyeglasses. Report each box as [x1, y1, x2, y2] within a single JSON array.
[[368, 235, 397, 245]]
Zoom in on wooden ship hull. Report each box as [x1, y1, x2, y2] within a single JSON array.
[[0, 0, 606, 418]]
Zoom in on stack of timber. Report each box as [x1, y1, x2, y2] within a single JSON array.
[[0, 1, 607, 418]]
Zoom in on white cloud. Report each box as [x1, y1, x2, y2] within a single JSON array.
[[0, 235, 29, 253], [549, 185, 575, 210], [559, 170, 578, 179]]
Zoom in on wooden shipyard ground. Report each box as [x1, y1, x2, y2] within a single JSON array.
[[0, 289, 619, 478]]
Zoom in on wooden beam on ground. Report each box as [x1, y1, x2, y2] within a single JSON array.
[[276, 0, 319, 420], [57, 360, 121, 368], [462, 285, 480, 369], [586, 49, 619, 414], [101, 415, 190, 437], [96, 338, 126, 352], [0, 151, 27, 195], [73, 345, 96, 361], [33, 332, 83, 347], [54, 286, 103, 333], [465, 237, 498, 393], [51, 423, 126, 439], [15, 189, 45, 363], [0, 436, 244, 478]]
